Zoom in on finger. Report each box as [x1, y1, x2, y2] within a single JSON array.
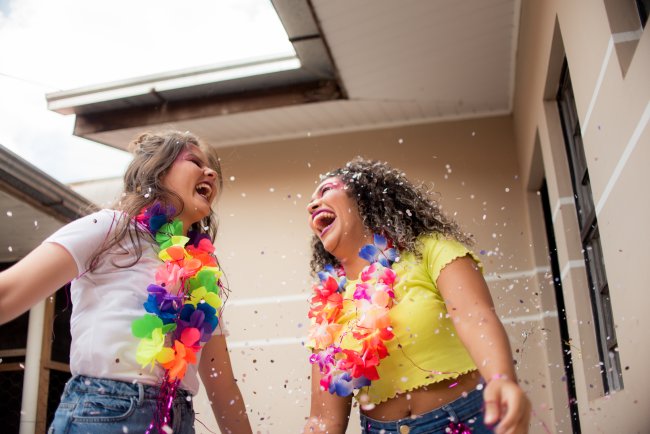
[[482, 384, 502, 427], [496, 396, 521, 432], [499, 392, 530, 434]]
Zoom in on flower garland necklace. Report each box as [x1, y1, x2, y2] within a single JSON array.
[[131, 203, 223, 433], [308, 235, 474, 434], [308, 234, 399, 397]]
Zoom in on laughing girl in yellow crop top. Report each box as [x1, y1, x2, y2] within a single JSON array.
[[303, 158, 531, 434]]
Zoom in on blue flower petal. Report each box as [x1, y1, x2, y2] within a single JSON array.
[[143, 295, 159, 314], [151, 215, 170, 233], [337, 277, 347, 292], [385, 248, 398, 262], [179, 304, 196, 321], [330, 372, 355, 397], [352, 375, 371, 389], [373, 234, 388, 250], [197, 303, 218, 329], [359, 244, 379, 263]]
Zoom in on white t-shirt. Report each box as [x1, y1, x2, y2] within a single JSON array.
[[45, 209, 225, 395]]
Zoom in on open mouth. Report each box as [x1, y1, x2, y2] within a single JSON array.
[[195, 182, 213, 202], [312, 210, 336, 236]]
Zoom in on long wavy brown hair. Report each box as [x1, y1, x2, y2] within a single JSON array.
[[310, 157, 473, 273], [87, 130, 222, 271]]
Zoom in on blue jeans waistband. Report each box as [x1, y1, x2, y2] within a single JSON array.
[[360, 388, 491, 433], [64, 375, 192, 403]]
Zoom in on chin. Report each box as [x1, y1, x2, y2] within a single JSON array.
[[319, 233, 339, 256]]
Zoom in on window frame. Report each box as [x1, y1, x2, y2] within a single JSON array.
[[556, 61, 624, 394]]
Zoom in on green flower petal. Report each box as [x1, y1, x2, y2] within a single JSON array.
[[132, 314, 163, 339]]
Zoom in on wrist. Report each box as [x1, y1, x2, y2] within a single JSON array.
[[486, 373, 509, 383]]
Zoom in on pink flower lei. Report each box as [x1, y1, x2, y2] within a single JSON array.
[[132, 203, 224, 433], [308, 234, 399, 397]]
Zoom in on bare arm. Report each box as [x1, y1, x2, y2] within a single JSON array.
[[0, 242, 78, 324], [437, 256, 531, 434], [303, 363, 352, 434], [199, 335, 252, 434]]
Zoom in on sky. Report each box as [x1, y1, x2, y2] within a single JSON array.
[[0, 0, 294, 183]]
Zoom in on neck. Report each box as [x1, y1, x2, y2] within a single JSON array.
[[335, 232, 372, 278], [340, 255, 370, 279], [180, 219, 191, 236]]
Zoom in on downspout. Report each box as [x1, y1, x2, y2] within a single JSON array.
[[19, 299, 46, 434]]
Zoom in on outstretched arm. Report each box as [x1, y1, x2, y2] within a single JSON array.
[[303, 363, 352, 434], [0, 242, 78, 324], [199, 335, 252, 434], [437, 255, 531, 434]]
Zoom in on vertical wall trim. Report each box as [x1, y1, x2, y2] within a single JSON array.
[[560, 260, 586, 280], [508, 0, 522, 112], [552, 196, 575, 223], [596, 102, 650, 215], [582, 37, 614, 134], [19, 300, 46, 434]]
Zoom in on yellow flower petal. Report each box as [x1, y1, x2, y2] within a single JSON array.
[[204, 292, 223, 309], [135, 328, 165, 369]]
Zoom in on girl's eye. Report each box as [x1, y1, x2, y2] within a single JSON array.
[[190, 159, 202, 167], [320, 186, 332, 195]]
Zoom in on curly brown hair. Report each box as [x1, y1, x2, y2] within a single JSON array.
[[310, 157, 473, 273], [87, 130, 222, 271]]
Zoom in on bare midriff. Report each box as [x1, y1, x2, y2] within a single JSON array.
[[361, 371, 481, 421]]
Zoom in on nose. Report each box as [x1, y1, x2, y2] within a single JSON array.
[[204, 167, 217, 178], [306, 198, 319, 214]]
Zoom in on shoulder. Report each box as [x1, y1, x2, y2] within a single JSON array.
[[415, 233, 482, 280], [416, 232, 468, 253], [45, 209, 132, 248]]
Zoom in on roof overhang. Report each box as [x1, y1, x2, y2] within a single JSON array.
[[0, 145, 97, 222], [0, 144, 98, 262], [45, 0, 344, 149]]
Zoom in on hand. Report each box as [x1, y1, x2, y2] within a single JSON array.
[[483, 377, 531, 434]]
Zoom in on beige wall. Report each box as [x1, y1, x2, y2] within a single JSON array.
[[514, 1, 649, 433], [188, 115, 563, 433]]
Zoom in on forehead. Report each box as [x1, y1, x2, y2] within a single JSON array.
[[311, 176, 343, 197], [179, 143, 205, 158]]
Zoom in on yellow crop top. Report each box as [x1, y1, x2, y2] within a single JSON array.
[[336, 234, 481, 404]]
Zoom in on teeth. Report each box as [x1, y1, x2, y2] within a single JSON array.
[[195, 182, 212, 199], [313, 212, 335, 230]]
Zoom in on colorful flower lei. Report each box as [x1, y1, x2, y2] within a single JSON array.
[[308, 234, 399, 397], [131, 203, 223, 432]]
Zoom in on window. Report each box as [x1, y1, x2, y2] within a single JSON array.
[[0, 262, 27, 433], [556, 62, 623, 394], [637, 0, 650, 27]]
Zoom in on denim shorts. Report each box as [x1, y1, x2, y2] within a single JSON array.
[[48, 375, 195, 434], [360, 388, 493, 434]]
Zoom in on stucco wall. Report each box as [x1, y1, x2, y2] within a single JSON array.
[[513, 1, 650, 432]]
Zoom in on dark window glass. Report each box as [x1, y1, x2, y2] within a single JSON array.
[[0, 370, 24, 434], [557, 62, 623, 393], [51, 286, 73, 364], [637, 0, 650, 27]]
